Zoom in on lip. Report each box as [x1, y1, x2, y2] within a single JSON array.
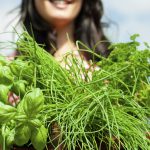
[[50, 0, 73, 4], [49, 0, 73, 9]]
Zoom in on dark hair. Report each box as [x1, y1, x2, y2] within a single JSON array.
[[20, 0, 111, 61]]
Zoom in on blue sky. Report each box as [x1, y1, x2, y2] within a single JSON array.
[[103, 0, 150, 43], [0, 0, 150, 55]]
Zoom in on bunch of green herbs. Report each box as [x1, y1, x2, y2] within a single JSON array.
[[0, 32, 150, 150]]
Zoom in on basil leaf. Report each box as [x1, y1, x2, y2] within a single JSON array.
[[23, 88, 44, 117], [31, 125, 48, 150], [14, 124, 31, 146], [0, 66, 14, 85], [6, 129, 15, 148], [0, 55, 7, 66], [0, 84, 9, 104], [11, 80, 27, 97], [0, 102, 17, 123], [9, 59, 34, 84]]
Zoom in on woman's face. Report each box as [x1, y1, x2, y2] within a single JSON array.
[[34, 0, 83, 28]]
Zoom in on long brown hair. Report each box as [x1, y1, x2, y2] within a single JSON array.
[[20, 0, 111, 61]]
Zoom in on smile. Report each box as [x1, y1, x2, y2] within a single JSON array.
[[49, 0, 74, 9], [50, 0, 73, 4]]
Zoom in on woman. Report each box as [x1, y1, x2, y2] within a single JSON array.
[[10, 0, 111, 149], [20, 0, 110, 63]]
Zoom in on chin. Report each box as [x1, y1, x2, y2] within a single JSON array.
[[50, 17, 75, 28]]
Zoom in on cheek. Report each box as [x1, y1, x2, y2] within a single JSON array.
[[34, 0, 54, 22], [34, 0, 44, 13], [71, 1, 83, 18]]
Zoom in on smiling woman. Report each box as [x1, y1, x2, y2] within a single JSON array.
[[20, 0, 110, 62], [0, 1, 150, 150], [34, 0, 83, 28], [17, 0, 111, 149]]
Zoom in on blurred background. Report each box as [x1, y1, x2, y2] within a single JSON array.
[[0, 0, 150, 56]]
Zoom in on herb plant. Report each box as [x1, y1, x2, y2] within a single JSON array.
[[0, 32, 150, 150]]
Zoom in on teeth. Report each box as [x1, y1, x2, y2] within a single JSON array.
[[51, 0, 65, 2], [50, 0, 72, 4], [51, 0, 64, 1]]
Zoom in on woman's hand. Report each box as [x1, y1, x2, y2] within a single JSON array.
[[8, 92, 20, 106]]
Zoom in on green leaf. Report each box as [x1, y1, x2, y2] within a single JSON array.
[[23, 88, 44, 117], [9, 59, 34, 84], [17, 99, 25, 114], [130, 34, 140, 41], [29, 119, 42, 128], [9, 59, 27, 76], [0, 55, 7, 66], [31, 125, 48, 150], [14, 124, 31, 146], [0, 84, 9, 104], [0, 102, 17, 123], [0, 125, 15, 149], [11, 80, 27, 98], [5, 129, 15, 148], [0, 66, 14, 85]]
